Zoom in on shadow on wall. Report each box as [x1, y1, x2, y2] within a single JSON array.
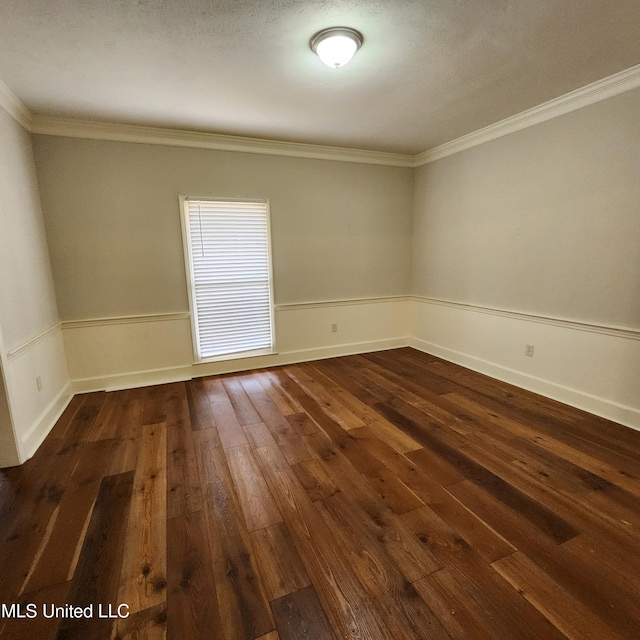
[[0, 357, 20, 468]]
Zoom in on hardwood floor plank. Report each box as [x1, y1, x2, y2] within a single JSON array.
[[460, 430, 640, 544], [242, 420, 278, 449], [254, 370, 305, 415], [271, 585, 336, 640], [303, 361, 422, 453], [112, 603, 167, 640], [561, 533, 640, 591], [1, 581, 70, 640], [45, 394, 84, 441], [278, 370, 424, 514], [59, 392, 109, 444], [405, 446, 465, 486], [374, 400, 579, 542], [86, 392, 122, 441], [389, 349, 580, 424], [104, 430, 142, 476], [492, 551, 620, 640], [203, 378, 250, 449], [250, 522, 311, 601], [445, 391, 640, 495], [448, 478, 640, 638], [4, 347, 640, 640], [0, 443, 78, 543], [225, 444, 283, 532], [21, 440, 116, 594], [166, 384, 203, 518], [167, 510, 221, 640], [0, 534, 45, 604], [412, 569, 497, 640], [314, 498, 450, 640], [285, 412, 319, 437], [222, 376, 264, 426], [242, 377, 317, 465], [196, 430, 275, 640], [185, 378, 216, 431], [401, 506, 568, 640], [114, 390, 145, 439], [56, 471, 134, 640], [342, 356, 477, 437], [254, 444, 396, 640], [306, 357, 383, 405], [302, 431, 444, 581], [329, 488, 442, 582], [285, 365, 366, 430], [291, 458, 340, 502], [142, 385, 169, 426], [351, 426, 515, 563], [118, 422, 167, 614]]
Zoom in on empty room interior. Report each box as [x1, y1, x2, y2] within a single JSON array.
[[1, 1, 639, 638]]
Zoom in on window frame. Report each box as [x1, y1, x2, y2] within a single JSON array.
[[179, 195, 276, 364]]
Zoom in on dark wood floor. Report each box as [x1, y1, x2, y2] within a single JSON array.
[[1, 348, 640, 639]]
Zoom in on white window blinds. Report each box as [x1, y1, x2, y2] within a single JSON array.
[[182, 198, 274, 361]]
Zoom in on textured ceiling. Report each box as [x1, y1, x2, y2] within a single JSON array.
[[0, 0, 639, 154]]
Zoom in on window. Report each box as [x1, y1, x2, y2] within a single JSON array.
[[180, 197, 275, 362]]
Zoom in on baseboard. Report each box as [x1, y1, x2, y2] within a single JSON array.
[[19, 382, 74, 462], [72, 337, 410, 393], [410, 337, 640, 432]]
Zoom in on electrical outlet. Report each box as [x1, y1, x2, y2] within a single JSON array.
[[331, 322, 338, 333], [36, 376, 42, 391], [525, 344, 535, 357]]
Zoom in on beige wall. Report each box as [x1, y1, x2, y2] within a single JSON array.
[[0, 108, 71, 465], [411, 87, 640, 329], [410, 87, 640, 430], [33, 137, 414, 321], [0, 110, 60, 348]]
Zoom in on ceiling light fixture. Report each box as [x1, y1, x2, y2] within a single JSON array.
[[310, 27, 363, 68]]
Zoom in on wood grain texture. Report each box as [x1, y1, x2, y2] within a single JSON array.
[[2, 348, 640, 639], [196, 426, 275, 640], [166, 510, 221, 640], [111, 603, 167, 640], [0, 581, 70, 640], [165, 383, 203, 518], [250, 522, 311, 601], [57, 471, 134, 640], [492, 551, 620, 639], [271, 586, 336, 640], [225, 444, 283, 532], [118, 422, 167, 614], [203, 378, 249, 449]]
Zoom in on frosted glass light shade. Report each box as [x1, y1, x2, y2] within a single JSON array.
[[311, 28, 363, 68]]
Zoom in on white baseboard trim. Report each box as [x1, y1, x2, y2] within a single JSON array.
[[20, 382, 74, 462], [410, 337, 640, 432], [72, 337, 410, 393]]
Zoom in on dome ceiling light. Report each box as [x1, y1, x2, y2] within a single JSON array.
[[310, 27, 363, 68]]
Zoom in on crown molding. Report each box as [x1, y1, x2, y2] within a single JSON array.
[[0, 79, 33, 131], [30, 116, 414, 167], [6, 62, 639, 166], [414, 62, 640, 166]]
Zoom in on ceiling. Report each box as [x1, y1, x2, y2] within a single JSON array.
[[1, 0, 639, 155]]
